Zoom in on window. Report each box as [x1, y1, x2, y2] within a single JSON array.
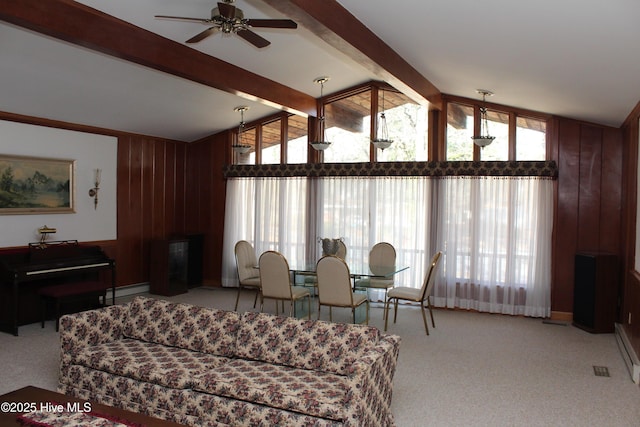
[[261, 119, 281, 165], [446, 103, 474, 160], [222, 174, 553, 317], [323, 90, 371, 163], [287, 114, 308, 164], [230, 83, 430, 165], [434, 176, 553, 317], [480, 110, 509, 161], [233, 114, 306, 165], [376, 89, 429, 162], [446, 101, 547, 161], [516, 117, 546, 160]]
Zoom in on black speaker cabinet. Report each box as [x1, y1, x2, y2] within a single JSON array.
[[186, 233, 204, 288], [149, 238, 189, 296], [573, 252, 618, 333]]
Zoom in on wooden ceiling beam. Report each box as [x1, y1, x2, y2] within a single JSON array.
[[262, 0, 442, 110], [0, 0, 316, 117]]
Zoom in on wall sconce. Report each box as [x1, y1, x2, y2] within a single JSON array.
[[88, 168, 101, 210]]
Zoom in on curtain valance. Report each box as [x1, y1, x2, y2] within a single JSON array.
[[224, 161, 558, 179]]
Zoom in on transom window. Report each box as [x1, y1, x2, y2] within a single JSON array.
[[287, 114, 309, 164], [232, 83, 428, 165], [445, 100, 548, 161], [323, 89, 371, 163], [376, 89, 429, 162], [261, 118, 281, 165]]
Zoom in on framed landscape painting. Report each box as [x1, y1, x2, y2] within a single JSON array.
[[0, 154, 75, 214]]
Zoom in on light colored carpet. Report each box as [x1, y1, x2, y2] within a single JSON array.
[[1, 287, 639, 426]]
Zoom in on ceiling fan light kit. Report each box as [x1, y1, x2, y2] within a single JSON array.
[[471, 89, 495, 148], [155, 0, 297, 48], [310, 77, 332, 151]]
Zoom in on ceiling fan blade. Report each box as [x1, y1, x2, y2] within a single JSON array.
[[217, 2, 236, 19], [186, 27, 219, 43], [236, 29, 270, 48], [245, 19, 297, 29], [155, 15, 211, 24]]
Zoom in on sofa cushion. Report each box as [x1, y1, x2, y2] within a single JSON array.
[[73, 338, 231, 389], [235, 312, 380, 375], [123, 296, 240, 357], [195, 359, 350, 422]]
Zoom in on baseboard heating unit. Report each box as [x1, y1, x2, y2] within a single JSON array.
[[106, 282, 150, 301], [615, 323, 640, 385]]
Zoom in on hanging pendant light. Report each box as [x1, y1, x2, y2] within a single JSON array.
[[310, 77, 332, 151], [232, 106, 252, 154], [372, 89, 393, 150], [471, 89, 495, 148]]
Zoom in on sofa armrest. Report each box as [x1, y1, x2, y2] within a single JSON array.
[[345, 334, 401, 427], [59, 304, 128, 379]]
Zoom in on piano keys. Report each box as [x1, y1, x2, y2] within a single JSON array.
[[0, 240, 115, 335]]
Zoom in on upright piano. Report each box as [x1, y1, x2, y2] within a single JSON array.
[[0, 240, 115, 335]]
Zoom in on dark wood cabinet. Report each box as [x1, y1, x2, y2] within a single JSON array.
[[186, 233, 203, 288], [150, 238, 189, 296], [573, 252, 618, 333]]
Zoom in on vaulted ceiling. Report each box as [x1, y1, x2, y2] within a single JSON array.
[[1, 0, 639, 142]]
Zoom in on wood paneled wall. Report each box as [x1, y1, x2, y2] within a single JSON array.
[[116, 134, 188, 287], [551, 117, 623, 316], [117, 131, 227, 288], [621, 105, 640, 359], [184, 132, 229, 287]]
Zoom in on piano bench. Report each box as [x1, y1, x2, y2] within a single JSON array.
[[39, 281, 109, 331]]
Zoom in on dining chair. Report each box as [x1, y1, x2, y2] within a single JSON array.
[[234, 240, 261, 311], [384, 251, 442, 335], [303, 239, 348, 295], [259, 251, 311, 319], [316, 255, 369, 324], [354, 242, 396, 313]]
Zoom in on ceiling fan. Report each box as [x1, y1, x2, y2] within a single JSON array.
[[155, 0, 297, 48]]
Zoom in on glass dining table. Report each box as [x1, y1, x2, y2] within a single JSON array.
[[290, 263, 409, 290]]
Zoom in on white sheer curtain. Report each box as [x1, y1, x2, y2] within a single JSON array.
[[222, 177, 307, 287], [316, 177, 431, 291], [432, 177, 553, 317], [223, 177, 431, 290], [222, 174, 553, 317]]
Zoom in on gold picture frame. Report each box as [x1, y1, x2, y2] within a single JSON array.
[[0, 154, 75, 214]]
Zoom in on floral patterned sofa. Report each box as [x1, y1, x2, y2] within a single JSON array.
[[58, 296, 401, 426]]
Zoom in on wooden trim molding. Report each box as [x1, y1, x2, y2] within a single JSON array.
[[224, 160, 558, 178], [550, 311, 573, 322]]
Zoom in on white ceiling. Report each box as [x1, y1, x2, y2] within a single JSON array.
[[1, 0, 639, 142]]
